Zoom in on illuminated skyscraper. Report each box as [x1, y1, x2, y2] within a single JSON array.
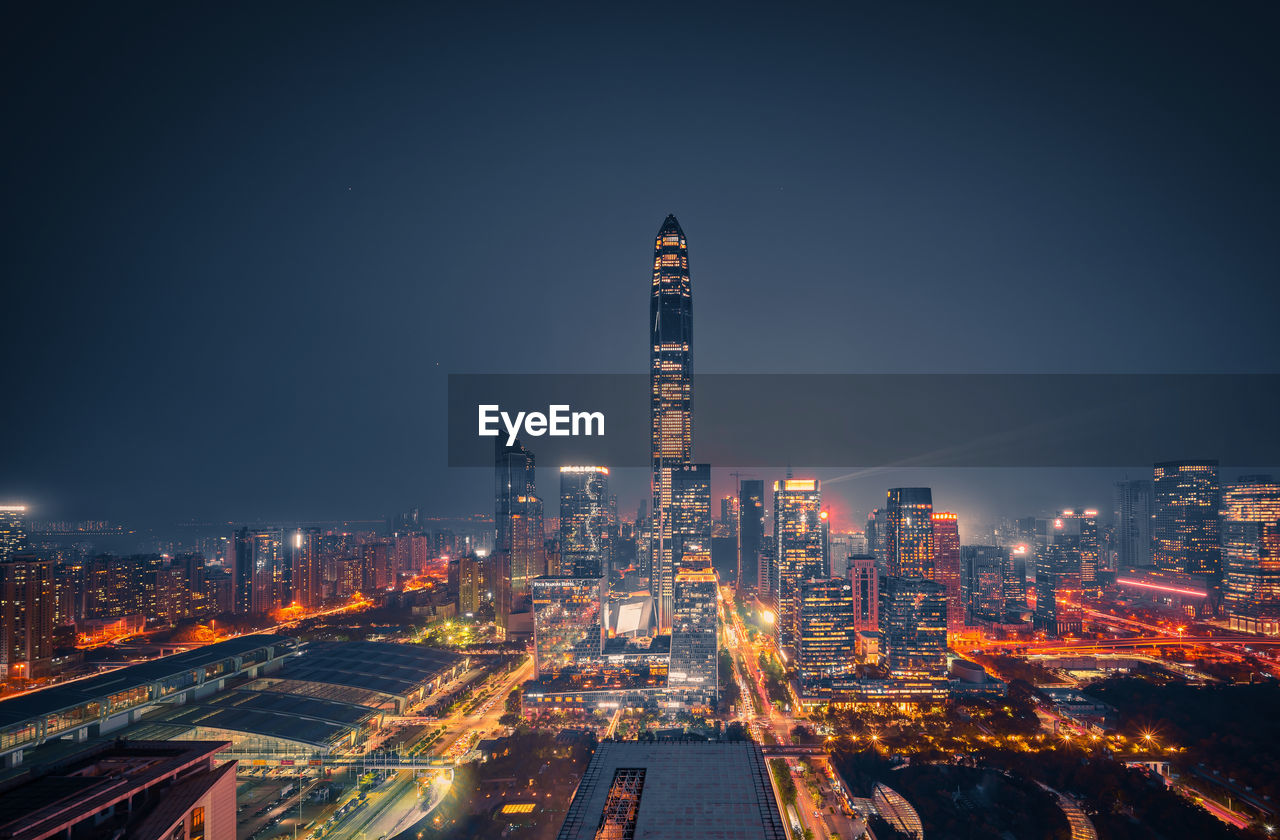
[[848, 554, 878, 632], [1222, 476, 1280, 630], [669, 566, 718, 695], [531, 576, 605, 676], [880, 576, 947, 686], [773, 478, 823, 643], [650, 214, 693, 631], [289, 527, 322, 608], [560, 466, 612, 578], [1005, 545, 1029, 615], [961, 545, 1005, 622], [930, 512, 963, 637], [0, 506, 26, 564], [885, 488, 934, 578], [1153, 460, 1221, 585], [496, 438, 546, 613], [670, 463, 712, 573], [797, 577, 856, 686], [230, 528, 284, 615], [1112, 479, 1154, 568], [739, 479, 765, 593]]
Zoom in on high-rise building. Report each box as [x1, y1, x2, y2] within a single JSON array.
[[560, 466, 612, 578], [961, 545, 1006, 622], [670, 463, 712, 572], [930, 512, 963, 637], [880, 576, 947, 685], [1005, 545, 1029, 615], [650, 214, 694, 632], [885, 488, 934, 578], [797, 577, 857, 686], [531, 576, 605, 676], [0, 506, 26, 563], [1153, 460, 1221, 583], [739, 479, 765, 593], [848, 554, 879, 632], [1034, 525, 1084, 637], [0, 555, 55, 680], [496, 438, 546, 612], [865, 508, 887, 572], [289, 527, 322, 608], [669, 567, 718, 695], [1112, 479, 1154, 568], [773, 479, 823, 643], [1222, 476, 1280, 628], [230, 528, 284, 615]]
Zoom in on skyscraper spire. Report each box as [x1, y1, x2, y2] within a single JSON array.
[[650, 214, 693, 631]]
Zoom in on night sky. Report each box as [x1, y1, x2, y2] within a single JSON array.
[[3, 2, 1278, 533]]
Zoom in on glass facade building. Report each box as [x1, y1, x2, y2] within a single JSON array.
[[669, 568, 718, 695], [1222, 476, 1280, 625], [531, 576, 605, 676], [797, 577, 857, 685], [772, 479, 823, 643], [885, 488, 934, 578], [650, 215, 694, 632], [930, 512, 963, 638], [1153, 460, 1221, 582], [559, 466, 612, 579], [880, 576, 947, 686]]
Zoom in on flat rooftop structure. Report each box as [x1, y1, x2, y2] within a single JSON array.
[[140, 686, 376, 750], [0, 635, 296, 763], [0, 739, 234, 840], [555, 741, 786, 840], [279, 641, 466, 711]]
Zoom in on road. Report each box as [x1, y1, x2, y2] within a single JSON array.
[[724, 588, 864, 839], [321, 655, 534, 840]]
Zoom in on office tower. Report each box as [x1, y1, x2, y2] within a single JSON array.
[[650, 214, 694, 632], [1112, 479, 1154, 568], [930, 512, 963, 637], [670, 463, 712, 572], [531, 576, 605, 676], [828, 531, 860, 579], [797, 577, 857, 686], [1153, 460, 1221, 581], [961, 545, 1006, 622], [773, 478, 823, 642], [496, 438, 546, 610], [739, 479, 765, 592], [1005, 545, 1029, 615], [848, 554, 879, 632], [885, 488, 934, 578], [0, 506, 26, 563], [669, 567, 718, 694], [560, 466, 612, 578], [718, 496, 739, 538], [880, 576, 947, 683], [1222, 476, 1280, 626], [1034, 528, 1084, 636], [0, 555, 54, 680], [229, 528, 283, 614], [866, 508, 888, 572]]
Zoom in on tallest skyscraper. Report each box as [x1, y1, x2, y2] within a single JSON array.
[[651, 214, 694, 631]]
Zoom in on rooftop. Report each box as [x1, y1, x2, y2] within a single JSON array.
[[555, 741, 785, 840]]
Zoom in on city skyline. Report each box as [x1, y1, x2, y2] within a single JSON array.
[[4, 3, 1279, 526]]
